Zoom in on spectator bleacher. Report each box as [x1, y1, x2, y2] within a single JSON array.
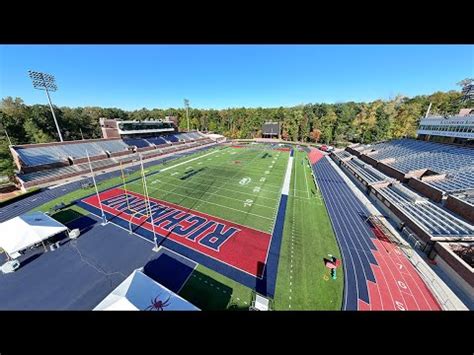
[[163, 134, 179, 143], [376, 183, 474, 238], [18, 159, 118, 185], [14, 134, 216, 189], [11, 129, 215, 189], [14, 146, 68, 167], [12, 139, 130, 168], [427, 168, 474, 193], [123, 138, 151, 149], [365, 139, 474, 174], [343, 157, 390, 185], [145, 137, 169, 146], [94, 140, 129, 153]]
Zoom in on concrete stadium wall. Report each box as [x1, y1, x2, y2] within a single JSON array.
[[434, 243, 474, 293], [445, 196, 474, 224], [407, 178, 444, 203]]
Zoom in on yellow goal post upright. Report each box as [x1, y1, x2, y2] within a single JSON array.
[[86, 149, 107, 226], [119, 161, 131, 212], [139, 154, 159, 252]]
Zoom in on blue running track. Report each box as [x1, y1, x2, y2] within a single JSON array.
[[312, 157, 379, 310]]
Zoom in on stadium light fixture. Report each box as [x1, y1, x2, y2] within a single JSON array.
[[28, 70, 63, 142], [184, 99, 190, 131]]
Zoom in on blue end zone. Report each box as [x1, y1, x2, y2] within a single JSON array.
[[261, 194, 288, 297], [143, 250, 196, 293], [77, 199, 287, 298]]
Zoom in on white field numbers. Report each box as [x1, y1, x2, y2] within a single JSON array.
[[239, 177, 251, 185], [244, 199, 253, 207]]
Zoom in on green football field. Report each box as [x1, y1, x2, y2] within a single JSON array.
[[123, 145, 288, 233], [35, 144, 343, 310]]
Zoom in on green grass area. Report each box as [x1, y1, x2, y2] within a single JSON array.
[[273, 149, 343, 310], [178, 264, 254, 310]]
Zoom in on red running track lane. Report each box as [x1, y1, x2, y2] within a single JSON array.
[[358, 226, 441, 310], [82, 188, 272, 278], [308, 148, 324, 165]]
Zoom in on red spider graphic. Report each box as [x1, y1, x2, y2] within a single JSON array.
[[145, 294, 172, 311]]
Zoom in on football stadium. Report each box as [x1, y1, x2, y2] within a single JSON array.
[[1, 107, 473, 311], [0, 58, 473, 311]]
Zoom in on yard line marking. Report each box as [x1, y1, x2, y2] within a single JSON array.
[[142, 177, 277, 210], [149, 175, 281, 202], [144, 181, 274, 224]]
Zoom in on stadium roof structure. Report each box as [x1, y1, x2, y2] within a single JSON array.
[[0, 211, 68, 258], [94, 269, 200, 311]]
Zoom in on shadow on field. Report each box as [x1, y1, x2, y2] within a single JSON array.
[[178, 269, 233, 310], [51, 208, 86, 224], [255, 261, 268, 296]]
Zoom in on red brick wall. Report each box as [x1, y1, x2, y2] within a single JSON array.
[[376, 162, 406, 181], [407, 178, 444, 203], [359, 154, 378, 168], [434, 243, 474, 288], [445, 196, 474, 224], [346, 146, 360, 156]]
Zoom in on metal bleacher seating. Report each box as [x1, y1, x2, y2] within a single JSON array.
[[334, 151, 353, 160], [427, 167, 474, 193], [18, 158, 118, 184], [163, 134, 179, 143], [15, 134, 216, 188], [58, 142, 105, 159], [94, 140, 129, 153], [145, 137, 169, 146], [344, 157, 390, 185], [123, 138, 152, 149], [178, 133, 194, 141], [366, 139, 474, 174], [15, 146, 68, 167], [351, 139, 474, 198], [376, 183, 474, 237]]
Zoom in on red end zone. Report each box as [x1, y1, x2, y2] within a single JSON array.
[[82, 188, 272, 278]]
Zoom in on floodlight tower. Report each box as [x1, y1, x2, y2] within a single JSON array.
[[28, 70, 63, 142], [184, 99, 190, 131]]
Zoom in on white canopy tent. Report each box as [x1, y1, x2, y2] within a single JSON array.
[[0, 211, 68, 258], [94, 269, 200, 311]]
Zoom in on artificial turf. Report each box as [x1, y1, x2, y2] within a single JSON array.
[[273, 149, 343, 310]]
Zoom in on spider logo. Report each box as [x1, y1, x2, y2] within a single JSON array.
[[145, 294, 172, 311]]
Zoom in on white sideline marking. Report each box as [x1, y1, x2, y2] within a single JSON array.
[[281, 156, 294, 196]]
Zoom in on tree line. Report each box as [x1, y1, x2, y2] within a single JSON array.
[[0, 88, 469, 180]]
